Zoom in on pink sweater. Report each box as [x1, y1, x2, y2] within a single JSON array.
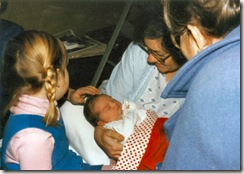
[[6, 95, 58, 170], [6, 95, 111, 170]]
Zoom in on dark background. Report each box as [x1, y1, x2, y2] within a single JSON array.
[[67, 25, 132, 89]]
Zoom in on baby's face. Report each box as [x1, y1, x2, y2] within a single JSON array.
[[93, 95, 123, 123]]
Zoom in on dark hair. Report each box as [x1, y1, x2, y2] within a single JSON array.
[[143, 18, 187, 66], [163, 0, 240, 38], [132, 0, 164, 43], [133, 0, 187, 66], [83, 94, 101, 127]]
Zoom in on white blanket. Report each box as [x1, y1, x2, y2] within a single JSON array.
[[60, 101, 110, 165]]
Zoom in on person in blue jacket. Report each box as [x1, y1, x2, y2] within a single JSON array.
[[160, 0, 240, 170], [0, 30, 111, 170]]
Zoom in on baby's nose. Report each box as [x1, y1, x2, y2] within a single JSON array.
[[109, 101, 116, 107]]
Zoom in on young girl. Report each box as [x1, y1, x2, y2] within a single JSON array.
[[0, 30, 110, 170]]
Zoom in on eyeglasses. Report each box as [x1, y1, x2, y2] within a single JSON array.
[[139, 43, 171, 65]]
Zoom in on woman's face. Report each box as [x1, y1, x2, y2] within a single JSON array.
[[143, 38, 180, 74]]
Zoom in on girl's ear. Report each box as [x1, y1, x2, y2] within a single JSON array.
[[187, 24, 209, 52], [56, 68, 61, 73], [97, 121, 105, 126], [55, 68, 61, 88]]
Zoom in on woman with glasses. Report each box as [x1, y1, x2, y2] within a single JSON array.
[[93, 15, 187, 162], [160, 0, 240, 170]]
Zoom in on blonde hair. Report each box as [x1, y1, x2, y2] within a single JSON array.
[[2, 30, 68, 126]]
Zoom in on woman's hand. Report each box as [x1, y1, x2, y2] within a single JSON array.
[[67, 86, 99, 105], [94, 126, 124, 160]]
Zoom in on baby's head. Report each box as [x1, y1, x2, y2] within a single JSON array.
[[84, 94, 123, 127]]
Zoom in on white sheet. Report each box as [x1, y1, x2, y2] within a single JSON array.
[[60, 101, 110, 165]]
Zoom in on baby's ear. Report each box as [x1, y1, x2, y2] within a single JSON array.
[[97, 121, 105, 126]]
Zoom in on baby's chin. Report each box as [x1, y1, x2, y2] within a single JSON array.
[[118, 108, 123, 119], [119, 104, 123, 113], [120, 110, 123, 116]]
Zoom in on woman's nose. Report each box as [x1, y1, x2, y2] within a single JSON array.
[[147, 54, 157, 63]]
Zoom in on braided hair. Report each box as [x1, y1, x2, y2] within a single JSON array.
[[1, 30, 68, 126]]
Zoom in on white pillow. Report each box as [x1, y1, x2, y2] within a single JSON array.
[[60, 101, 110, 165]]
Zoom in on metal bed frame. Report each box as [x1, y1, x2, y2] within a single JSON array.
[[91, 0, 132, 86]]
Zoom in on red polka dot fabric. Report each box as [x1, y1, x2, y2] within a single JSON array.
[[113, 110, 158, 170]]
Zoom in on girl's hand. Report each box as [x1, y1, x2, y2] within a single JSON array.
[[94, 126, 124, 160], [67, 86, 99, 105]]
